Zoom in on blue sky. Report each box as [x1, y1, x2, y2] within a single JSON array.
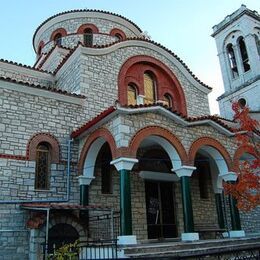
[[0, 0, 259, 114]]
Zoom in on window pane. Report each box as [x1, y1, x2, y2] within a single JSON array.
[[127, 85, 137, 105], [144, 73, 155, 104], [35, 149, 49, 190]]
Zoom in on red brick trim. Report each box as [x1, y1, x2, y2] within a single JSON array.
[[77, 24, 99, 34], [78, 128, 117, 175], [27, 133, 60, 163], [37, 40, 45, 55], [188, 137, 232, 169], [0, 154, 26, 161], [110, 28, 126, 40], [129, 126, 188, 163], [118, 55, 187, 116], [50, 28, 67, 41]]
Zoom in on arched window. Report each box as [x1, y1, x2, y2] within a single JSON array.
[[53, 33, 62, 46], [127, 84, 137, 105], [238, 37, 250, 72], [254, 34, 260, 56], [84, 28, 93, 47], [35, 142, 50, 190], [144, 73, 156, 104], [163, 94, 173, 107], [115, 33, 123, 41], [227, 44, 239, 78], [238, 98, 246, 108]]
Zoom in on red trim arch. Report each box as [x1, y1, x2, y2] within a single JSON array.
[[50, 28, 67, 41], [37, 40, 45, 55], [129, 126, 188, 163], [118, 55, 187, 116], [233, 145, 256, 170], [77, 24, 99, 34], [78, 128, 117, 175], [110, 28, 126, 40], [27, 133, 60, 163], [188, 137, 232, 169]]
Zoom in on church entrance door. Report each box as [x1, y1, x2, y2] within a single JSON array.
[[145, 181, 177, 239]]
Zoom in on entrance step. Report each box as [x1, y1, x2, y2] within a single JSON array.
[[121, 237, 260, 258]]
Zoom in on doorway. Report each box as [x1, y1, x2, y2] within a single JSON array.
[[145, 181, 177, 239]]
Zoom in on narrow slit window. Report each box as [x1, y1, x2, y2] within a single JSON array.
[[144, 73, 156, 104], [54, 33, 62, 46], [127, 85, 137, 105], [84, 28, 93, 47], [227, 44, 239, 78], [35, 143, 50, 190], [238, 37, 250, 72]]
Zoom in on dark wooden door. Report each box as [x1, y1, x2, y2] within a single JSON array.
[[145, 181, 177, 239]]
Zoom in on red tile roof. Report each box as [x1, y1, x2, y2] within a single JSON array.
[[0, 58, 53, 75], [71, 106, 116, 138], [0, 76, 86, 98], [71, 104, 240, 139], [50, 39, 212, 90]]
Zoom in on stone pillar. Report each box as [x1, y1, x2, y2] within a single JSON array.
[[215, 192, 225, 229], [78, 175, 95, 206], [111, 157, 138, 245], [244, 33, 260, 75], [175, 166, 199, 241], [233, 45, 244, 81], [29, 229, 39, 260], [220, 172, 245, 238]]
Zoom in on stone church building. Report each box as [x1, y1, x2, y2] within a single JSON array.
[[0, 6, 259, 259]]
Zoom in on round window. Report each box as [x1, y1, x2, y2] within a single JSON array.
[[238, 98, 246, 108]]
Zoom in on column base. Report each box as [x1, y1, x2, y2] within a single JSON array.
[[229, 230, 245, 238], [181, 232, 199, 241], [118, 235, 137, 245]]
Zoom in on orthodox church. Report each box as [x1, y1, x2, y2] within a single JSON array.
[[0, 5, 259, 259]]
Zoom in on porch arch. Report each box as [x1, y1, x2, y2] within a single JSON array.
[[188, 137, 232, 190], [78, 128, 117, 179], [129, 126, 188, 170]]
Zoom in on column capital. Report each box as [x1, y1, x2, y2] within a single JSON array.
[[219, 171, 237, 182], [77, 175, 95, 186], [174, 165, 196, 178], [111, 157, 138, 171]]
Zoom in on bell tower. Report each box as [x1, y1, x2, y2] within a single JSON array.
[[212, 5, 260, 119]]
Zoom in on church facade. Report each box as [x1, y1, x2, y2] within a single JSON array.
[[0, 8, 259, 259]]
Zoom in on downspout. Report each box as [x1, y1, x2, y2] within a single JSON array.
[[0, 138, 73, 204]]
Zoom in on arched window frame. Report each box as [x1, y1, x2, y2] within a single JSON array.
[[254, 34, 260, 56], [127, 84, 138, 106], [35, 142, 51, 190], [144, 72, 157, 104], [238, 37, 250, 72], [110, 28, 126, 41], [50, 28, 67, 47], [163, 93, 173, 108], [226, 43, 239, 79], [53, 33, 62, 46]]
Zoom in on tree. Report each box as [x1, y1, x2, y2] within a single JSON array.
[[224, 102, 260, 211]]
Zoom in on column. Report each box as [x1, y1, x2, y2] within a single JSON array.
[[219, 172, 245, 238], [78, 175, 95, 206], [111, 157, 138, 245], [244, 33, 260, 75], [215, 192, 225, 229], [175, 166, 199, 241]]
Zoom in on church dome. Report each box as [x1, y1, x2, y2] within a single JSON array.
[[33, 9, 143, 56]]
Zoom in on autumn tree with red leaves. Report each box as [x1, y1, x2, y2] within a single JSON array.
[[224, 102, 260, 211]]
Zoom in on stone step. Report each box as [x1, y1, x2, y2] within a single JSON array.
[[122, 237, 260, 257]]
